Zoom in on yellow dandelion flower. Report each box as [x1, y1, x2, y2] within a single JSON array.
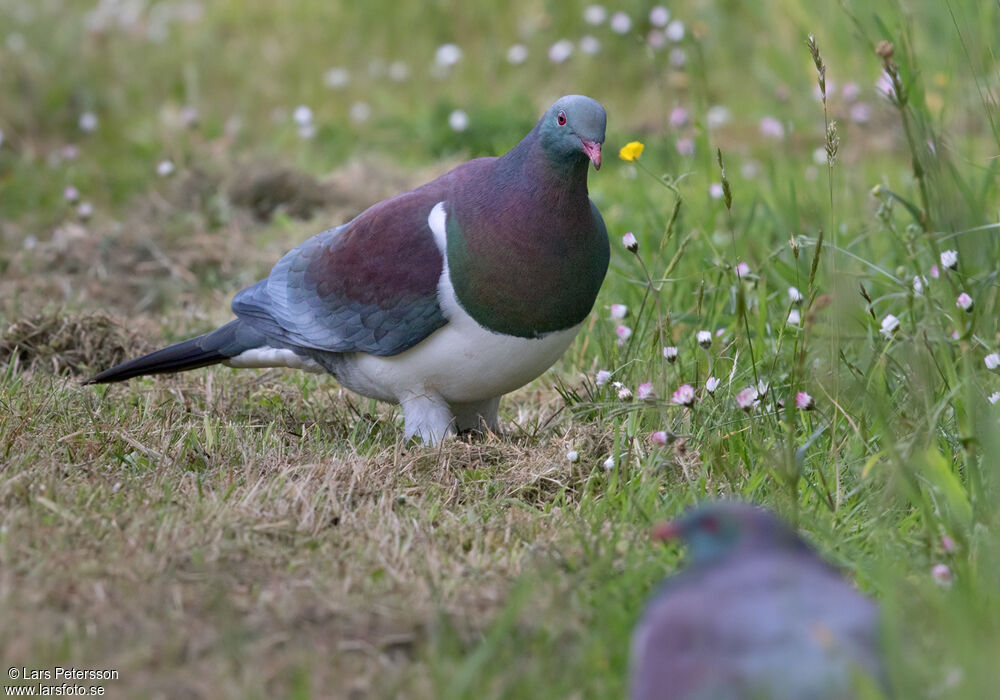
[[619, 141, 644, 162]]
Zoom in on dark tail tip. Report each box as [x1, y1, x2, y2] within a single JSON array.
[[82, 341, 227, 384], [83, 321, 243, 385]]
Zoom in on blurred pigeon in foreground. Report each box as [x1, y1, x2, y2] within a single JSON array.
[[84, 96, 609, 445], [631, 502, 883, 700]]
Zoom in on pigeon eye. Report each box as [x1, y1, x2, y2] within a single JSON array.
[[557, 110, 567, 126], [700, 516, 720, 534]]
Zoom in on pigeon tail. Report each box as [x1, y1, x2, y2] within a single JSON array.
[[83, 320, 254, 384]]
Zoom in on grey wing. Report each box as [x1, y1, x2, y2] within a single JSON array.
[[231, 188, 449, 356]]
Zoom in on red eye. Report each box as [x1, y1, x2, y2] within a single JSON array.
[[700, 515, 720, 534], [557, 110, 567, 126]]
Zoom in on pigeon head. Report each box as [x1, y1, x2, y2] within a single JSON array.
[[653, 502, 804, 566], [537, 95, 606, 171]]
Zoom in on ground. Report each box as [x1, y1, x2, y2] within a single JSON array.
[[1, 1, 1000, 698]]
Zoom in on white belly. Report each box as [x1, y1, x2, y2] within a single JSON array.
[[345, 312, 580, 404], [224, 320, 578, 404]]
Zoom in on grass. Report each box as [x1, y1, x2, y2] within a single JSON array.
[[2, 0, 1000, 697]]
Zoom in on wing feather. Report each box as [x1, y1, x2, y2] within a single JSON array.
[[231, 182, 454, 356]]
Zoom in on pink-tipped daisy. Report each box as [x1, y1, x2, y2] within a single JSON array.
[[758, 116, 785, 139], [675, 137, 695, 156], [671, 384, 695, 406], [931, 564, 952, 587], [669, 106, 689, 128], [735, 387, 757, 411]]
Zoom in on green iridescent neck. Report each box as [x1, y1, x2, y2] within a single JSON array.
[[445, 138, 608, 337]]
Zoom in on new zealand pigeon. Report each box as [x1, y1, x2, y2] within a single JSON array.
[[85, 96, 609, 444], [630, 502, 884, 700]]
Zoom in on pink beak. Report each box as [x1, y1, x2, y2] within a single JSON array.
[[581, 139, 602, 170], [651, 521, 681, 541]]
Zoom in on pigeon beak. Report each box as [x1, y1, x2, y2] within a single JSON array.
[[581, 139, 602, 170], [651, 521, 681, 541]]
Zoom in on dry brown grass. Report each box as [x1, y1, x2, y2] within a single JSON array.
[[0, 349, 617, 699], [0, 156, 442, 323], [0, 313, 156, 375]]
